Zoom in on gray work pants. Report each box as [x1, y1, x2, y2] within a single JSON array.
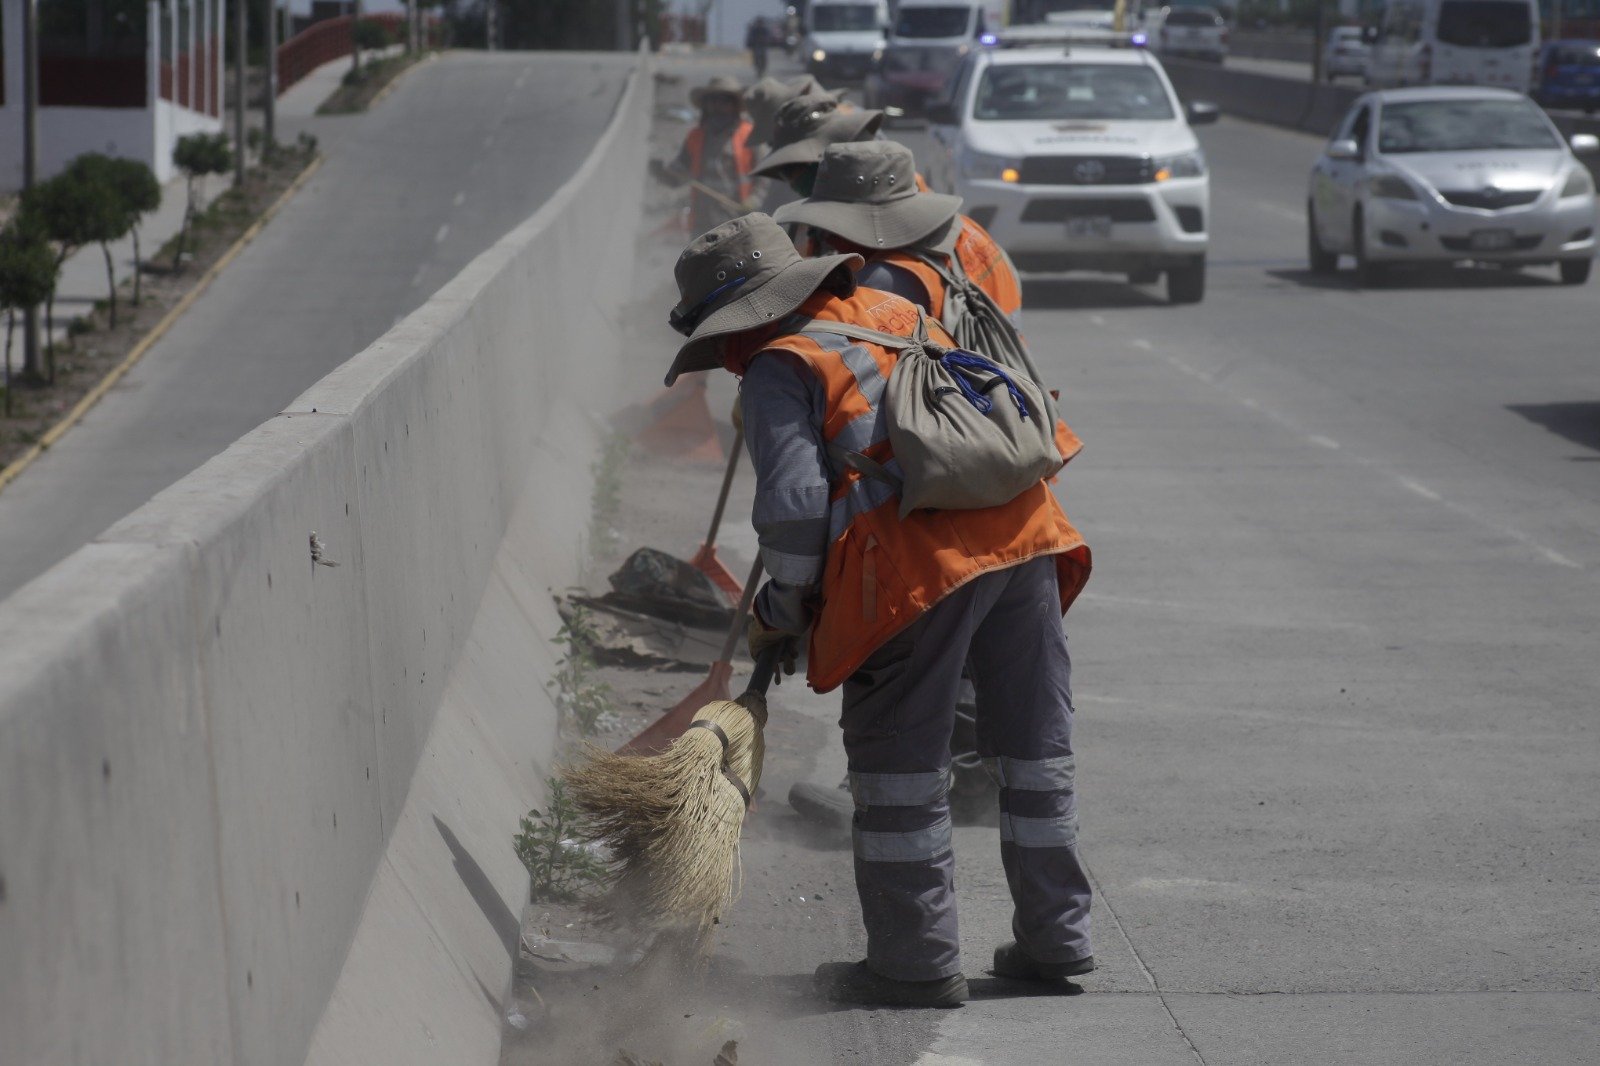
[[840, 555, 1092, 981]]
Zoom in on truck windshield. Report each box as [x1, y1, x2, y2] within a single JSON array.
[[1377, 99, 1558, 152], [813, 5, 880, 31], [894, 7, 973, 37], [975, 63, 1175, 120], [1435, 1, 1533, 48]]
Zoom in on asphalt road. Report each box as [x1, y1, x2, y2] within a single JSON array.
[[0, 51, 632, 601], [624, 107, 1600, 1063]]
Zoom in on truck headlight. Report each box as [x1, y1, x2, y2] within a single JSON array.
[[1560, 167, 1594, 198], [872, 46, 884, 61], [1153, 150, 1206, 181], [812, 48, 827, 63], [964, 150, 1023, 183], [1368, 173, 1420, 200]]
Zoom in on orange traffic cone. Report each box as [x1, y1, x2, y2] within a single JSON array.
[[625, 376, 724, 465]]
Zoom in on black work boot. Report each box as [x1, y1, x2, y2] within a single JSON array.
[[992, 942, 1095, 981], [814, 961, 969, 1008], [788, 777, 854, 830]]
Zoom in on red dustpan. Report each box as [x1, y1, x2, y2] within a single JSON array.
[[617, 556, 765, 755], [689, 427, 746, 603]]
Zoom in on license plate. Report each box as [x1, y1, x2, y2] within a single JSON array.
[[1066, 216, 1113, 239], [1469, 229, 1514, 251]]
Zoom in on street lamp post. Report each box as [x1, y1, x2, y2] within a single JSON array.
[[234, 0, 247, 185], [21, 0, 42, 378], [265, 0, 278, 148]]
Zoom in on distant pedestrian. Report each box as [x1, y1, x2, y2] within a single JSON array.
[[746, 17, 774, 77], [664, 212, 1095, 1008], [651, 76, 755, 234]]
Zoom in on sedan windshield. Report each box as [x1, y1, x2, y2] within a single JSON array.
[[895, 6, 972, 37], [1377, 99, 1559, 153], [813, 5, 879, 31], [974, 63, 1175, 120], [1435, 1, 1533, 48]]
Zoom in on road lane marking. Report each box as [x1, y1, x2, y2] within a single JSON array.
[[1139, 345, 1584, 571], [453, 190, 466, 207], [434, 224, 450, 244], [1090, 314, 1106, 326], [1308, 435, 1340, 449], [409, 264, 426, 288], [1260, 202, 1302, 223], [1130, 338, 1154, 350]]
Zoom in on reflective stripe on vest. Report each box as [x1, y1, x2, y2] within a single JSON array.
[[743, 288, 1092, 693], [883, 215, 1022, 321]]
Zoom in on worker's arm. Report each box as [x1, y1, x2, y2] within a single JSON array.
[[739, 350, 831, 636]]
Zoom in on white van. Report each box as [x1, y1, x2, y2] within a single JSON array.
[[1365, 0, 1540, 93], [865, 1, 998, 115], [803, 0, 890, 82]]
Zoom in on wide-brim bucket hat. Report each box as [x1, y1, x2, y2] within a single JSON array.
[[751, 94, 884, 178], [691, 75, 746, 108], [744, 74, 830, 145], [773, 140, 963, 249], [665, 213, 862, 385]]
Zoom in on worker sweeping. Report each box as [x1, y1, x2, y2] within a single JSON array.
[[742, 75, 831, 216], [773, 140, 1087, 832], [663, 212, 1095, 1008], [651, 76, 757, 234]]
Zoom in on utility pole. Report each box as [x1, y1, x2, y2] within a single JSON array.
[[265, 0, 278, 149], [21, 0, 42, 379], [351, 0, 363, 74], [407, 0, 418, 52], [234, 0, 247, 185], [486, 0, 497, 51]]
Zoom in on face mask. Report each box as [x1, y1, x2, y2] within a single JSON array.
[[790, 165, 820, 197]]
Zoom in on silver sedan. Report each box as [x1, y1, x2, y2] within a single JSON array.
[[1307, 86, 1599, 286]]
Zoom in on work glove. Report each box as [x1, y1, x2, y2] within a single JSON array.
[[747, 616, 798, 685]]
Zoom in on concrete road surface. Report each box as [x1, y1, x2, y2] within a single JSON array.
[[580, 105, 1600, 1063], [0, 51, 632, 600]]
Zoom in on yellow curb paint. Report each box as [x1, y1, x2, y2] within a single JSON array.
[[368, 50, 438, 110], [0, 154, 326, 497]]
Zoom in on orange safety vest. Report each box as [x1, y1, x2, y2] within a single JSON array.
[[727, 288, 1092, 693], [686, 120, 756, 203], [847, 217, 1084, 467]]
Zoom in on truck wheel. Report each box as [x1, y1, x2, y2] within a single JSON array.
[[1560, 258, 1592, 285], [1128, 267, 1161, 285], [1167, 257, 1206, 304]]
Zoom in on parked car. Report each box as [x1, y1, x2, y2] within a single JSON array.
[[1323, 25, 1371, 81], [926, 37, 1219, 303], [1307, 86, 1599, 285], [865, 0, 994, 118], [1533, 39, 1600, 113], [1151, 5, 1229, 63]]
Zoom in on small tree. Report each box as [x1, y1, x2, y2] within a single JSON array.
[[172, 132, 234, 271], [104, 158, 162, 306], [19, 171, 120, 379], [353, 17, 392, 54], [64, 153, 140, 329], [0, 218, 60, 410]]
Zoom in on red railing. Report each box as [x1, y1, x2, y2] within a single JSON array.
[[276, 12, 411, 93]]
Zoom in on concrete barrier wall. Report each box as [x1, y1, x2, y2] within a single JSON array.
[[0, 50, 652, 1066]]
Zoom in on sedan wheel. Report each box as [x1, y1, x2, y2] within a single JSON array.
[[1353, 209, 1385, 288], [1307, 202, 1338, 274], [1167, 257, 1206, 304], [1560, 258, 1592, 285]]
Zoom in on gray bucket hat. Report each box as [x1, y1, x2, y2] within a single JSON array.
[[744, 75, 831, 145], [751, 94, 884, 178], [773, 141, 963, 250], [665, 213, 862, 386], [690, 75, 745, 108]]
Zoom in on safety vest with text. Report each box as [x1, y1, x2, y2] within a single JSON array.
[[728, 287, 1092, 693]]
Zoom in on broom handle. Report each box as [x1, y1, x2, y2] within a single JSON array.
[[686, 177, 749, 215], [747, 645, 782, 696], [702, 427, 743, 550], [718, 555, 766, 663]]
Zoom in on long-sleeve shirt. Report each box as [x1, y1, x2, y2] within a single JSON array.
[[739, 351, 832, 635]]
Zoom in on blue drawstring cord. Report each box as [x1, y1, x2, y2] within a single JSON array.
[[938, 349, 1032, 421]]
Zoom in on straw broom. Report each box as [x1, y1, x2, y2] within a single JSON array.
[[565, 561, 779, 946]]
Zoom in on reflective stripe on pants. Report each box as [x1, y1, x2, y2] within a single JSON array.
[[840, 555, 1092, 982]]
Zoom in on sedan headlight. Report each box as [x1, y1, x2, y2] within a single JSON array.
[[812, 48, 827, 63], [1368, 172, 1420, 200], [1560, 167, 1594, 198], [1153, 150, 1206, 181], [964, 150, 1023, 183]]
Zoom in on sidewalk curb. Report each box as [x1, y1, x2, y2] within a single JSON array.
[[368, 49, 439, 110], [0, 154, 326, 497]]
